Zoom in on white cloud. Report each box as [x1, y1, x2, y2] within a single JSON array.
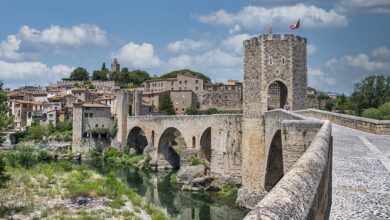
[[168, 55, 193, 69], [307, 44, 318, 55], [112, 42, 163, 68], [222, 33, 252, 54], [0, 60, 73, 86], [195, 4, 348, 30], [335, 0, 390, 14], [229, 24, 241, 34], [308, 67, 336, 86], [167, 39, 209, 53], [19, 24, 107, 47], [326, 53, 389, 72], [0, 35, 22, 60], [372, 46, 390, 58]]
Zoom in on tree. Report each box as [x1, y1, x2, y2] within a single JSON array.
[[159, 92, 175, 115], [0, 82, 12, 144], [378, 102, 390, 120], [185, 107, 199, 115], [92, 70, 108, 81], [317, 93, 330, 100], [101, 62, 107, 71], [160, 69, 211, 82], [325, 101, 334, 111], [362, 108, 381, 119], [350, 75, 390, 115], [69, 67, 89, 81]]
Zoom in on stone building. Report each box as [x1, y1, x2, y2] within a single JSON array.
[[199, 80, 243, 112], [170, 90, 197, 115], [72, 101, 114, 152], [111, 58, 120, 73], [241, 34, 307, 194]]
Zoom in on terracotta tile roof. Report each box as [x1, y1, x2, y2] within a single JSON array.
[[82, 101, 110, 108]]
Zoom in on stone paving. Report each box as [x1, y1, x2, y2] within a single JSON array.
[[330, 124, 390, 219]]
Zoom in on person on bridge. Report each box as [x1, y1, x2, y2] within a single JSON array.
[[283, 102, 290, 110]]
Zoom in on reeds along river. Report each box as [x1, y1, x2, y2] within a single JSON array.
[[86, 162, 248, 220]]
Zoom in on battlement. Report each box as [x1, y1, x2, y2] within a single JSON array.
[[244, 34, 307, 46]]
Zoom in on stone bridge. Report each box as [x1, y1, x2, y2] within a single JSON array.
[[124, 114, 242, 177]]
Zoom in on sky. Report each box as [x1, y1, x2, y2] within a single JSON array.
[[0, 0, 389, 94]]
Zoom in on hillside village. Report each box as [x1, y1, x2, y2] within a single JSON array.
[[5, 58, 333, 132]]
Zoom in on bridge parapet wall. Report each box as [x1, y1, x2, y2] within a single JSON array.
[[296, 109, 390, 135], [245, 120, 332, 219]]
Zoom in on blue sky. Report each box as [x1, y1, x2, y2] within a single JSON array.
[[0, 0, 389, 94]]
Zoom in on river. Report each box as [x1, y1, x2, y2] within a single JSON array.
[[87, 162, 249, 220]]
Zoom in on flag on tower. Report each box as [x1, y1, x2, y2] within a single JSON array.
[[290, 19, 300, 29]]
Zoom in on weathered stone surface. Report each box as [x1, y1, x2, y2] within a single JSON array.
[[244, 120, 332, 219], [176, 164, 206, 184], [297, 108, 390, 135], [236, 187, 268, 209]]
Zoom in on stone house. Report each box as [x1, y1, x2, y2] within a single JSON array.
[[72, 101, 114, 151]]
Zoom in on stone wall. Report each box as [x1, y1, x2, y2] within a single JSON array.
[[198, 90, 243, 112], [125, 114, 243, 178], [244, 120, 332, 219], [296, 109, 390, 135]]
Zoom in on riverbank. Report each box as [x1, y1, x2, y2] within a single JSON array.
[[0, 160, 169, 219]]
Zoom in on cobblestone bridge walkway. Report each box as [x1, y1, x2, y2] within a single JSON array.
[[330, 124, 390, 219]]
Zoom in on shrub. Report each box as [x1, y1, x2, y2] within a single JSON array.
[[169, 173, 177, 184], [218, 184, 238, 198], [189, 157, 202, 166], [103, 148, 121, 160], [325, 101, 334, 111], [362, 108, 381, 120], [0, 154, 10, 188], [378, 102, 390, 119]]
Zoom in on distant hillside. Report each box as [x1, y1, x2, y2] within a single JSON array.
[[160, 69, 211, 82]]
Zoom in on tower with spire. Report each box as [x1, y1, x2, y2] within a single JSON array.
[[111, 58, 120, 73]]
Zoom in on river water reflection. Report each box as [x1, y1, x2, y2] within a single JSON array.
[[87, 163, 249, 220]]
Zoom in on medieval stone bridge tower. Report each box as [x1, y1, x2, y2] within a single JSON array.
[[241, 34, 307, 193]]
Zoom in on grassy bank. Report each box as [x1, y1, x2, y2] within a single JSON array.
[[0, 147, 169, 220]]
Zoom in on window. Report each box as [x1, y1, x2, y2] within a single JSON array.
[[179, 81, 182, 84], [269, 57, 273, 65], [171, 81, 174, 85], [184, 80, 187, 85], [182, 108, 184, 111], [89, 113, 93, 117], [282, 58, 285, 64], [95, 124, 98, 128], [195, 80, 198, 84], [175, 108, 178, 111], [102, 124, 104, 128], [85, 113, 88, 117], [179, 87, 181, 90], [195, 87, 198, 91]]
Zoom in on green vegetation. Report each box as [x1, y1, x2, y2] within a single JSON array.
[[0, 82, 12, 144], [91, 63, 109, 81], [69, 67, 90, 81], [0, 160, 169, 219], [218, 184, 238, 199], [3, 143, 52, 168], [89, 148, 151, 169], [16, 120, 72, 142], [110, 68, 151, 86], [169, 173, 177, 184], [159, 69, 211, 82], [325, 101, 335, 111], [0, 155, 10, 188], [189, 157, 202, 166], [159, 92, 175, 115], [317, 92, 330, 100], [361, 102, 390, 120], [185, 107, 224, 115], [350, 75, 390, 115]]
